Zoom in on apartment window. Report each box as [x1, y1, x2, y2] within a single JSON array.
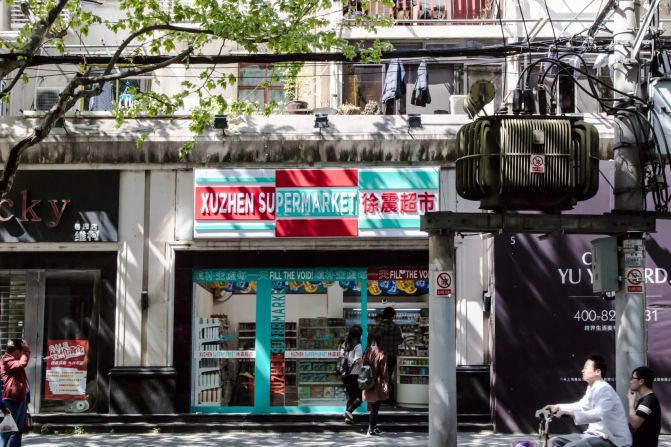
[[84, 75, 152, 112], [343, 64, 384, 110], [238, 65, 287, 108]]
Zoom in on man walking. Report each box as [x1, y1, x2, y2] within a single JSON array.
[[375, 307, 403, 406], [1, 339, 31, 447], [544, 354, 631, 447], [628, 366, 661, 447]]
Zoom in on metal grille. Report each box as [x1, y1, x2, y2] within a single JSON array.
[[0, 272, 27, 344], [500, 118, 573, 194]]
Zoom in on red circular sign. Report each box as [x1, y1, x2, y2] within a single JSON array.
[[532, 155, 544, 166], [627, 269, 643, 284], [437, 272, 452, 288]]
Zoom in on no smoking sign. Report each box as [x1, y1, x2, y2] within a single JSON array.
[[531, 154, 545, 173], [626, 268, 644, 293], [435, 271, 453, 296]]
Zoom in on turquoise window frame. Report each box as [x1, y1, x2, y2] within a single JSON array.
[[191, 268, 368, 414]]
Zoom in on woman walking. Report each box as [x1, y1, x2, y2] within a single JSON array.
[[1, 339, 31, 447], [362, 331, 388, 436], [341, 325, 363, 424]]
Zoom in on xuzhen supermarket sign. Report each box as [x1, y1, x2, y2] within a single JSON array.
[[193, 168, 439, 238]]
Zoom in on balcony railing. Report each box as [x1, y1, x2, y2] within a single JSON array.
[[342, 0, 501, 25]]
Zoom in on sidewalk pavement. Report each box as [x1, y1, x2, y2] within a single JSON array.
[[22, 432, 671, 446]]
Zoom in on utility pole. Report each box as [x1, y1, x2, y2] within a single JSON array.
[[428, 233, 457, 447], [612, 0, 647, 404]]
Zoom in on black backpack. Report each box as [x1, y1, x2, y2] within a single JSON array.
[[357, 362, 375, 390]]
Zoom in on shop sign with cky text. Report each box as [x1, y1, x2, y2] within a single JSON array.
[[0, 171, 119, 243], [193, 167, 438, 238]]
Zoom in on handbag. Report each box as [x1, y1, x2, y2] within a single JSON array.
[[23, 413, 33, 433], [336, 351, 350, 379], [0, 413, 18, 433]]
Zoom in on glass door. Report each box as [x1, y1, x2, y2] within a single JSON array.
[[191, 268, 368, 414], [191, 278, 258, 410], [0, 270, 101, 414], [37, 271, 100, 413]]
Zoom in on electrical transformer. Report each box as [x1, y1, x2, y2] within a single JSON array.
[[456, 116, 599, 211]]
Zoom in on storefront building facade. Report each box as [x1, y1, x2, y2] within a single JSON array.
[[7, 115, 665, 434], [0, 115, 491, 417]]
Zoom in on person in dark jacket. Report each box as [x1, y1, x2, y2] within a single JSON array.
[[628, 366, 661, 447], [375, 307, 402, 405], [1, 339, 31, 447], [362, 331, 389, 436]]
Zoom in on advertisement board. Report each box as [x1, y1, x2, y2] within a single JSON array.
[[493, 163, 671, 433], [44, 339, 89, 400]]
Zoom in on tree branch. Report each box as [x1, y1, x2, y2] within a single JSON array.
[[88, 47, 193, 86], [104, 25, 212, 77], [0, 64, 29, 100], [0, 69, 87, 197], [0, 0, 71, 79], [0, 46, 193, 197]]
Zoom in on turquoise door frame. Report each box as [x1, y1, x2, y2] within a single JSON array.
[[191, 268, 368, 414]]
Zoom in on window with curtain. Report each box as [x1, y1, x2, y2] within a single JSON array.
[[238, 65, 287, 108]]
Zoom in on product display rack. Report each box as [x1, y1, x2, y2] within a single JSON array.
[[396, 356, 429, 407], [195, 316, 230, 405], [296, 318, 347, 405]]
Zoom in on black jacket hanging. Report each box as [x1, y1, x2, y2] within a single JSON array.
[[411, 60, 431, 107]]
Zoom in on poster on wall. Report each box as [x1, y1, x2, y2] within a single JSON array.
[[492, 162, 671, 433], [193, 167, 439, 238], [44, 339, 89, 400]]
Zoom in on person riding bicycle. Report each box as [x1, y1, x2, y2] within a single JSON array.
[[544, 354, 631, 447]]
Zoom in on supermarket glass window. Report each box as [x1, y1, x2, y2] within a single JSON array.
[[191, 269, 368, 413], [367, 268, 430, 407], [273, 275, 364, 408], [238, 64, 287, 108], [192, 280, 257, 408]]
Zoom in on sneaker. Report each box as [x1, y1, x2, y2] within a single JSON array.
[[344, 411, 354, 422], [367, 429, 381, 437], [371, 427, 383, 435]]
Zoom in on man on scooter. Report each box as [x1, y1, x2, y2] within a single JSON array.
[[544, 354, 632, 447]]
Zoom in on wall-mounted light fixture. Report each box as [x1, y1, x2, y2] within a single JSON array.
[[214, 115, 228, 135], [408, 114, 422, 129], [314, 113, 329, 129]]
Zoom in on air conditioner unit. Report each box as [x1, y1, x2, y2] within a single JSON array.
[[35, 87, 63, 111], [449, 95, 468, 114]]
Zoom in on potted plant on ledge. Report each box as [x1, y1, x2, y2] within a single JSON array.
[[284, 64, 309, 114]]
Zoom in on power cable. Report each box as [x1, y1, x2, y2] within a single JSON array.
[[515, 0, 532, 51], [542, 0, 558, 43]]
